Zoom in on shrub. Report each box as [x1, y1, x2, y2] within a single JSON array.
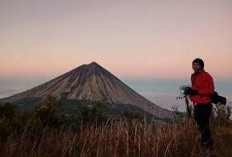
[[0, 103, 22, 141], [79, 101, 108, 125], [122, 110, 143, 122], [34, 95, 65, 128], [214, 105, 231, 126]]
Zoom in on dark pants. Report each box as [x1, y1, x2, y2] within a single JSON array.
[[194, 104, 213, 148]]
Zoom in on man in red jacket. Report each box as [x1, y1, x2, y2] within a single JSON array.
[[185, 58, 214, 150]]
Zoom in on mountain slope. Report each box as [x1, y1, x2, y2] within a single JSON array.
[[0, 62, 173, 119]]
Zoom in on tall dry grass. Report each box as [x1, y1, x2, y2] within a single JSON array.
[[1, 118, 232, 157]]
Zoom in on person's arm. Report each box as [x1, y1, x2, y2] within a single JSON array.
[[198, 74, 214, 96]]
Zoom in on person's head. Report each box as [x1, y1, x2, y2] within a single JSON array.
[[192, 58, 204, 73]]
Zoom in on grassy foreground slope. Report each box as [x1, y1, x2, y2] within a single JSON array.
[[0, 118, 232, 157], [0, 96, 231, 157]]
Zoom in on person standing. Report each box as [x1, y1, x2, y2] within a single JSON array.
[[184, 58, 214, 150]]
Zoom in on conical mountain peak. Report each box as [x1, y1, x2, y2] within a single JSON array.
[[80, 62, 100, 68], [0, 62, 173, 119], [70, 62, 109, 78], [75, 62, 104, 72], [88, 62, 100, 67], [85, 62, 103, 71]]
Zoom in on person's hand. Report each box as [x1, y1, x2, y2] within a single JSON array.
[[184, 87, 198, 96]]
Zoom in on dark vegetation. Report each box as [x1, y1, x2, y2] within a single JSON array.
[[0, 96, 231, 156]]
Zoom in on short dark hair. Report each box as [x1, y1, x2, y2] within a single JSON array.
[[192, 58, 204, 69]]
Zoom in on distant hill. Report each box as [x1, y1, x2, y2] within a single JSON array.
[[0, 62, 173, 120]]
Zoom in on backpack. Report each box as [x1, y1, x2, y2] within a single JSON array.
[[212, 92, 227, 105]]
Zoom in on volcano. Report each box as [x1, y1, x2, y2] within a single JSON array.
[[0, 62, 173, 119]]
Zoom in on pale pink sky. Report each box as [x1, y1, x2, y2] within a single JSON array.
[[0, 0, 232, 80]]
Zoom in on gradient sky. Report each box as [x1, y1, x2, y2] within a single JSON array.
[[1, 0, 232, 80]]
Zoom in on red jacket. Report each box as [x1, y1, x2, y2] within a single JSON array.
[[190, 70, 215, 105]]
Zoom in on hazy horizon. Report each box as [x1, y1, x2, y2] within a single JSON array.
[[0, 77, 231, 111]]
